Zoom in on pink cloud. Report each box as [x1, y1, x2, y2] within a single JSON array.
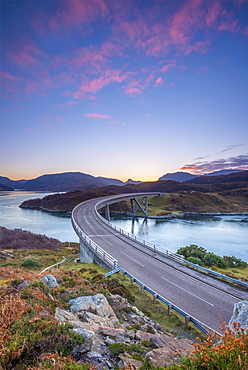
[[154, 77, 164, 87], [84, 113, 111, 119], [74, 69, 129, 97], [32, 0, 108, 34], [123, 87, 142, 97], [180, 155, 248, 175], [243, 27, 248, 36], [55, 101, 79, 108], [160, 62, 176, 73], [197, 66, 209, 74], [185, 40, 211, 56], [54, 116, 63, 122]]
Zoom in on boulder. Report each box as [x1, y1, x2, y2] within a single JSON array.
[[72, 328, 94, 354], [69, 293, 120, 328], [229, 300, 248, 332], [118, 354, 143, 369], [146, 347, 181, 368], [40, 274, 58, 289]]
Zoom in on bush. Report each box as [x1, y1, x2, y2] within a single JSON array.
[[186, 256, 204, 266], [203, 253, 227, 268], [20, 258, 40, 269], [223, 256, 247, 269], [177, 245, 206, 260]]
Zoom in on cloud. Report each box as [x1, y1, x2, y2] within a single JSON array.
[[55, 101, 79, 108], [74, 69, 129, 98], [154, 77, 164, 87], [180, 154, 248, 174], [160, 61, 176, 73], [84, 113, 111, 119], [197, 66, 209, 74], [243, 27, 248, 36], [54, 116, 63, 122], [216, 144, 243, 154]]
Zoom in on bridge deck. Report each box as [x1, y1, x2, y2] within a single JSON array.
[[72, 194, 247, 334]]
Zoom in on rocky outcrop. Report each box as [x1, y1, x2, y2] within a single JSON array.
[[229, 300, 248, 332], [40, 274, 58, 289], [55, 293, 194, 369]]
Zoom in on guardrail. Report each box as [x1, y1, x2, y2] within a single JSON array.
[[95, 203, 186, 264], [38, 256, 67, 275], [105, 266, 210, 335], [95, 202, 248, 289], [71, 211, 118, 270]]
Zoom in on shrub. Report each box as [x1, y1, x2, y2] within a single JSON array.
[[186, 256, 204, 266], [20, 259, 40, 269], [203, 253, 227, 268], [177, 245, 206, 260], [223, 256, 247, 269]]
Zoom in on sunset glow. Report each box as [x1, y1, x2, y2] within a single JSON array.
[[1, 0, 248, 181]]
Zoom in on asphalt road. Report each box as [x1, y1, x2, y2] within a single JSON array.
[[72, 195, 248, 334]]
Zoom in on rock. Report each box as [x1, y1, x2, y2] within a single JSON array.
[[72, 328, 94, 354], [146, 347, 181, 368], [118, 354, 143, 369], [229, 300, 248, 332], [99, 327, 127, 341], [69, 294, 120, 328], [40, 274, 58, 289], [55, 308, 95, 353]]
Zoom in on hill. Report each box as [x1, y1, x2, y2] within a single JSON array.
[[0, 182, 14, 191], [19, 171, 248, 214], [185, 170, 248, 185], [158, 171, 197, 182]]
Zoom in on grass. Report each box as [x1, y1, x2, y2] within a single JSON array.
[[146, 193, 248, 216]]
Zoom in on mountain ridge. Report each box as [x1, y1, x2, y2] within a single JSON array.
[[1, 169, 247, 191]]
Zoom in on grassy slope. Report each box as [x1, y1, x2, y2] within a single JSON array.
[[147, 192, 248, 216]]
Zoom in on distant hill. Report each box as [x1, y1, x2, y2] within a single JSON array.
[[203, 169, 243, 177], [185, 170, 248, 185], [23, 172, 125, 191], [124, 179, 143, 185], [0, 182, 14, 191], [0, 176, 27, 190], [158, 172, 197, 182], [20, 171, 248, 213], [1, 168, 247, 192]]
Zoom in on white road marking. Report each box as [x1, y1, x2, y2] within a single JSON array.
[[88, 234, 119, 237], [121, 251, 145, 267], [83, 216, 91, 226], [161, 276, 214, 306]]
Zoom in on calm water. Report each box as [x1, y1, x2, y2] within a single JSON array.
[[0, 191, 248, 261], [0, 191, 78, 242]]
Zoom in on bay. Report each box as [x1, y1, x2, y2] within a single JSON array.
[[0, 191, 248, 262], [0, 191, 78, 242], [110, 215, 248, 262]]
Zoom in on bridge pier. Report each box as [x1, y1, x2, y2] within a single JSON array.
[[130, 196, 149, 217], [80, 239, 94, 263], [79, 238, 113, 270]]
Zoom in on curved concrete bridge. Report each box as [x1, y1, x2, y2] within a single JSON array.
[[72, 193, 247, 334]]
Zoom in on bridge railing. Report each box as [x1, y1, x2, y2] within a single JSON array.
[[96, 207, 185, 264], [71, 213, 118, 270], [96, 205, 248, 289], [105, 267, 211, 336]]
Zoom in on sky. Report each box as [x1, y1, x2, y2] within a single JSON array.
[[1, 0, 248, 182]]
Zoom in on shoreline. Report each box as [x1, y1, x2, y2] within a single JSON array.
[[19, 205, 248, 220]]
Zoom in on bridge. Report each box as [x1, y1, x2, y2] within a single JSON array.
[[72, 192, 247, 335]]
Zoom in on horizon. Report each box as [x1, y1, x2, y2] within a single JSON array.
[[1, 0, 248, 180], [1, 167, 247, 183]]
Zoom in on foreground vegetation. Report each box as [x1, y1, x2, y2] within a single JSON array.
[[0, 229, 248, 369]]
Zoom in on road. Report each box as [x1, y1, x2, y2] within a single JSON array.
[[72, 194, 248, 334]]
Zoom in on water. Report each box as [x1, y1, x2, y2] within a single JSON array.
[[0, 191, 248, 261], [110, 215, 248, 262], [0, 191, 78, 242]]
